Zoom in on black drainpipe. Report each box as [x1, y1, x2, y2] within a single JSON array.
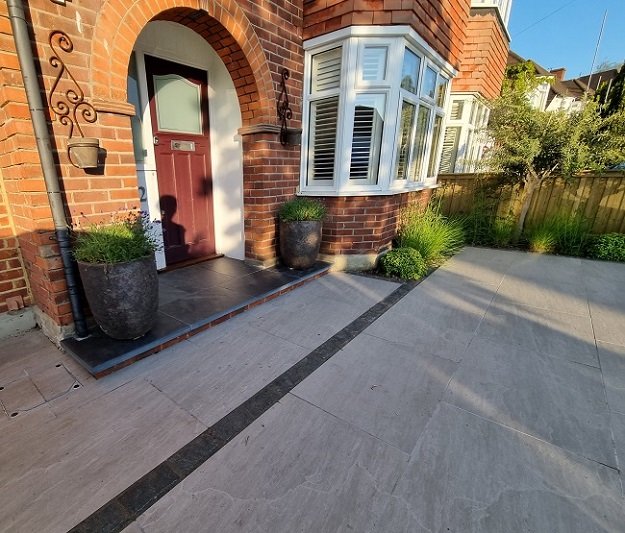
[[6, 0, 89, 338]]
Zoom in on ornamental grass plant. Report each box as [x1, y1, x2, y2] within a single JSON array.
[[73, 211, 160, 264], [522, 213, 591, 257], [396, 206, 465, 265], [278, 197, 326, 222]]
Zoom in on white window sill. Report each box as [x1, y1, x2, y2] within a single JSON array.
[[298, 183, 440, 197]]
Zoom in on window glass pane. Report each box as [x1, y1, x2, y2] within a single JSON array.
[[395, 101, 416, 180], [409, 106, 431, 181], [439, 126, 461, 173], [311, 48, 342, 93], [436, 77, 448, 107], [127, 53, 144, 162], [427, 115, 443, 177], [350, 94, 386, 183], [361, 46, 388, 82], [400, 49, 421, 94], [154, 75, 202, 134], [308, 96, 339, 184], [423, 67, 437, 99]]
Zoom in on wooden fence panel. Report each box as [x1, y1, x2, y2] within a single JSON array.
[[435, 172, 625, 234]]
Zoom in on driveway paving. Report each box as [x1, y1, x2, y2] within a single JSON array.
[[1, 248, 624, 532]]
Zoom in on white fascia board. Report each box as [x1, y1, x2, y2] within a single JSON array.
[[303, 26, 458, 78]]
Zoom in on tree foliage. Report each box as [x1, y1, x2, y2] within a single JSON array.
[[486, 81, 625, 238], [595, 63, 625, 118]]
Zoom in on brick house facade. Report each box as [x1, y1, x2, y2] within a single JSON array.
[[439, 1, 511, 173], [0, 0, 509, 340]]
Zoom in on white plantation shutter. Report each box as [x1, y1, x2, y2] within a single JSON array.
[[361, 47, 387, 82], [439, 126, 460, 173], [311, 48, 342, 93], [308, 97, 339, 183], [307, 48, 343, 185], [349, 94, 385, 183], [450, 99, 464, 121]]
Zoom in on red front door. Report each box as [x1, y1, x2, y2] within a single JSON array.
[[145, 55, 216, 265]]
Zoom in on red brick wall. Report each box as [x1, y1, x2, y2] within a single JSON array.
[[242, 132, 300, 262], [303, 0, 471, 68], [313, 189, 432, 256], [451, 8, 509, 100], [0, 169, 31, 314], [0, 0, 305, 331]]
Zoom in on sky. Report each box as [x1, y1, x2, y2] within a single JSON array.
[[508, 0, 625, 79]]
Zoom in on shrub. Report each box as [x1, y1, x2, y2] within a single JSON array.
[[397, 207, 464, 264], [379, 248, 428, 280], [73, 211, 160, 264], [587, 233, 625, 262], [522, 213, 591, 256], [278, 197, 326, 222]]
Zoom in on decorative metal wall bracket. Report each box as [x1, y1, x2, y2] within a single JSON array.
[[277, 68, 293, 146], [48, 30, 99, 168]]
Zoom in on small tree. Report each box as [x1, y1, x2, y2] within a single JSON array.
[[487, 83, 625, 239]]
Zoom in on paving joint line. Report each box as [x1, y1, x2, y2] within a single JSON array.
[[67, 278, 421, 533]]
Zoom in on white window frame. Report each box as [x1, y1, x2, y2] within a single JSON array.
[[439, 92, 491, 173], [301, 26, 455, 197]]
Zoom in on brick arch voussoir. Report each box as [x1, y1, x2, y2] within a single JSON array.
[[91, 0, 276, 126]]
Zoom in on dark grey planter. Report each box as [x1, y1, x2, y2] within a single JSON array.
[[77, 254, 159, 340], [279, 220, 322, 269]]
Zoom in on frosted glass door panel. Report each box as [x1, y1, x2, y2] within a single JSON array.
[[154, 75, 202, 134]]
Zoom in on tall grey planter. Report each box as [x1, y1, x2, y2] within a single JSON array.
[[77, 254, 159, 340], [279, 220, 322, 269]]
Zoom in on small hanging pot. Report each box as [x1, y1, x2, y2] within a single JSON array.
[[67, 137, 100, 169]]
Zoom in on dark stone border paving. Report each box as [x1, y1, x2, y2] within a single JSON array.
[[67, 279, 420, 533]]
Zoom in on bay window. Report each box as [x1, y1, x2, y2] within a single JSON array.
[[302, 28, 454, 195]]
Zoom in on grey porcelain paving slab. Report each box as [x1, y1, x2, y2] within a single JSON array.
[[145, 325, 309, 426], [391, 403, 624, 533], [133, 394, 410, 533], [476, 298, 598, 366], [590, 300, 625, 347], [611, 412, 625, 483], [496, 274, 590, 316], [597, 341, 625, 415], [436, 246, 522, 285], [0, 374, 45, 413], [507, 252, 585, 285], [365, 277, 498, 362], [444, 337, 615, 467], [293, 333, 457, 454], [291, 272, 399, 308], [250, 292, 368, 349], [0, 379, 205, 533]]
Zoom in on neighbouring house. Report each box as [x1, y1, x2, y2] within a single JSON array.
[[506, 51, 586, 114], [0, 0, 513, 342], [438, 0, 512, 174]]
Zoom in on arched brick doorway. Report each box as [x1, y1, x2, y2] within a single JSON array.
[[90, 1, 301, 264]]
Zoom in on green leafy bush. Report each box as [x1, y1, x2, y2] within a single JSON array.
[[587, 233, 625, 262], [278, 197, 326, 222], [522, 214, 591, 256], [379, 248, 428, 280], [73, 211, 160, 264], [397, 207, 464, 264]]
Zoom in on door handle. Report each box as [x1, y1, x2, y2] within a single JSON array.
[[153, 135, 159, 145]]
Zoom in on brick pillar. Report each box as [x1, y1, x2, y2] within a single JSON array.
[[241, 129, 300, 264]]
